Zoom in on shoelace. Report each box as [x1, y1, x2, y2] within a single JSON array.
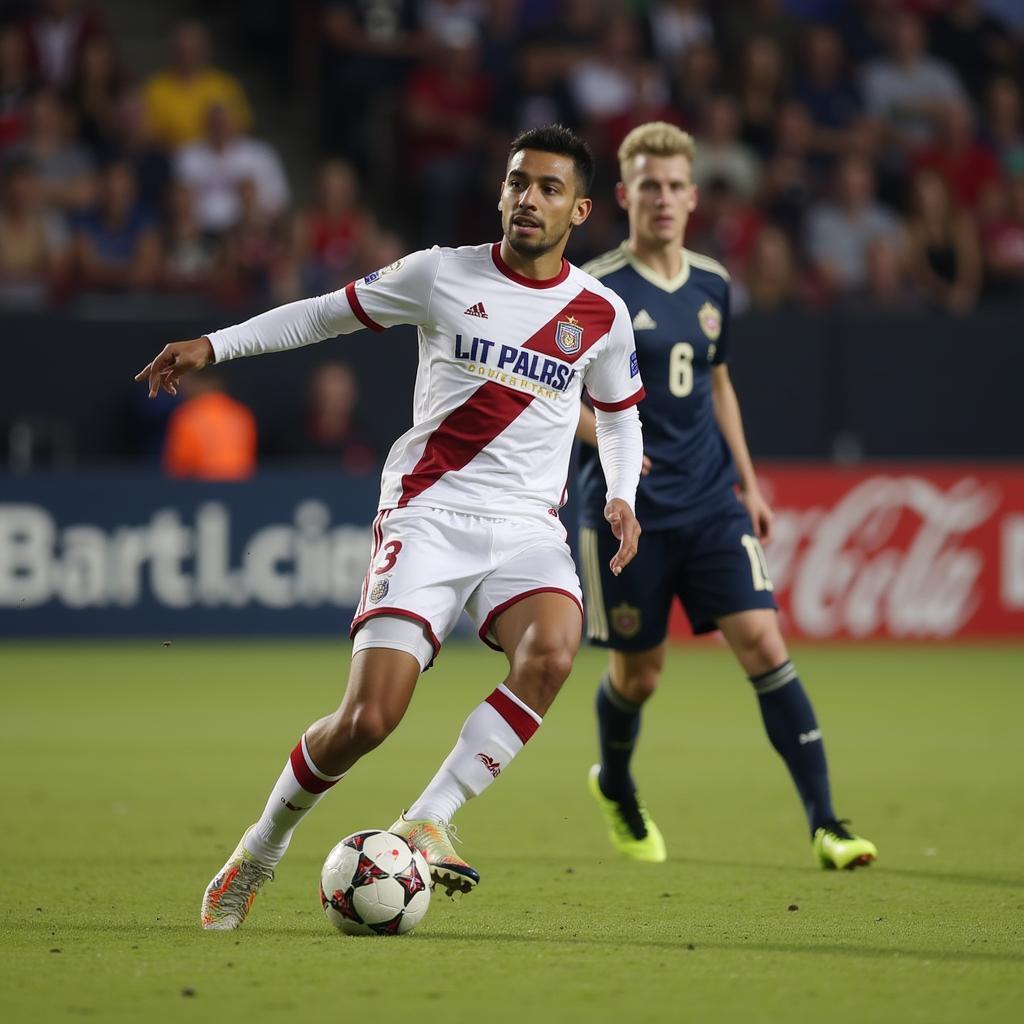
[[214, 860, 273, 918], [612, 796, 649, 840], [821, 818, 855, 841]]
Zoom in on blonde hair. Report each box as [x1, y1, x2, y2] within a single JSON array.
[[617, 122, 696, 180]]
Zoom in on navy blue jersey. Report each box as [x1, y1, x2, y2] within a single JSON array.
[[578, 243, 738, 530]]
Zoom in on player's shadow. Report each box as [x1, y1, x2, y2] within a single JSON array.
[[428, 932, 1024, 965], [668, 856, 1024, 891]]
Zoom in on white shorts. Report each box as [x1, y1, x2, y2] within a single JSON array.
[[349, 506, 583, 668]]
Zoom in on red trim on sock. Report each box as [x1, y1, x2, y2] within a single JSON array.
[[485, 688, 540, 744], [289, 740, 338, 795]]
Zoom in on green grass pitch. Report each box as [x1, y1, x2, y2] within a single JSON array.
[[1, 640, 1022, 1023]]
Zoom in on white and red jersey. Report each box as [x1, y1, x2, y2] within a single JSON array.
[[208, 242, 644, 519]]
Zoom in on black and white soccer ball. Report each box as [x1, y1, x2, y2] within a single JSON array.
[[320, 830, 431, 936]]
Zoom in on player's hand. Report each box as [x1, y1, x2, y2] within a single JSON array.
[[740, 488, 774, 544], [604, 498, 641, 576], [134, 336, 214, 398]]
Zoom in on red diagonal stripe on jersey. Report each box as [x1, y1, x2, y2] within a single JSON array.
[[398, 382, 534, 506], [521, 288, 616, 364]]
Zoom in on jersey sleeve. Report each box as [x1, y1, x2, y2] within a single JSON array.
[[712, 281, 731, 365], [344, 246, 442, 331], [582, 297, 645, 411], [207, 248, 441, 362]]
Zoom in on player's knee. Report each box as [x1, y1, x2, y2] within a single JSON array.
[[619, 666, 659, 704], [514, 645, 574, 706], [336, 702, 399, 755], [738, 625, 788, 676]]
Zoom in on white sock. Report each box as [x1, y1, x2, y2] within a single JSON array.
[[243, 734, 344, 866], [406, 684, 542, 825]]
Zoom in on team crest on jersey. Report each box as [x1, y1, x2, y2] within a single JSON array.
[[369, 579, 389, 604], [555, 316, 583, 355], [363, 260, 403, 286], [698, 302, 721, 341], [611, 602, 642, 638]]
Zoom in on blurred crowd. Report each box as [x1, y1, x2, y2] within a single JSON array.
[[1, 0, 1024, 324]]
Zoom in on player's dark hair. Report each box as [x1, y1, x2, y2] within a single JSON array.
[[508, 124, 595, 197]]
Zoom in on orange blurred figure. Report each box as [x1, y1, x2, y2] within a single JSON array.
[[163, 373, 256, 480]]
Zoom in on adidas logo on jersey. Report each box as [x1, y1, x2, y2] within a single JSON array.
[[464, 302, 488, 318], [632, 309, 657, 330]]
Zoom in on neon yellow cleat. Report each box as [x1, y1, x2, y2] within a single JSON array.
[[389, 814, 480, 897], [813, 820, 877, 870], [200, 828, 274, 930], [587, 764, 667, 863]]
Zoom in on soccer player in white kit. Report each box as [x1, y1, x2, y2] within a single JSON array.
[[135, 125, 646, 930]]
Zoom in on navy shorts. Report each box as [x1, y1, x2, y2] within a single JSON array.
[[578, 507, 778, 651]]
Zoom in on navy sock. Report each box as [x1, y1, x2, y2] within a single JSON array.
[[595, 672, 642, 802], [750, 661, 835, 833]]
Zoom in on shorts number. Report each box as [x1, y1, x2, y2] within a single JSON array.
[[669, 343, 694, 397], [741, 534, 774, 592], [375, 540, 403, 575]]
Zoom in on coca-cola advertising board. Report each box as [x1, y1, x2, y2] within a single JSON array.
[[668, 466, 1024, 641]]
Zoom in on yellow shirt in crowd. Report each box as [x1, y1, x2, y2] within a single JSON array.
[[142, 68, 252, 149]]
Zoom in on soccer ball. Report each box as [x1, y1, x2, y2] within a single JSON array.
[[320, 830, 431, 936]]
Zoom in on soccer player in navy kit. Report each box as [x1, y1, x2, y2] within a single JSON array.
[[576, 122, 876, 870]]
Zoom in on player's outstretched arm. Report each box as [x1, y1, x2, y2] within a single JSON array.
[[134, 336, 214, 398]]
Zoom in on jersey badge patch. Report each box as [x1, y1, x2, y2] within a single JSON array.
[[555, 316, 583, 355], [632, 308, 657, 330], [611, 602, 642, 638], [363, 260, 403, 286], [698, 302, 721, 341], [629, 351, 639, 377], [369, 579, 390, 604]]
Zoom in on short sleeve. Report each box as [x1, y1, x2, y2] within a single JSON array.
[[345, 247, 442, 332], [712, 284, 731, 365], [582, 298, 645, 411]]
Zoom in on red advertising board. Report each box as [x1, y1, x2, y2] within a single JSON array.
[[668, 466, 1024, 641]]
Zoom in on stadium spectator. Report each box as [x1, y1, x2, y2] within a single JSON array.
[[568, 13, 649, 128], [691, 94, 762, 199], [721, 0, 802, 69], [984, 75, 1024, 179], [163, 371, 257, 480], [276, 362, 378, 473], [687, 175, 765, 277], [741, 223, 802, 312], [319, 0, 424, 171], [292, 159, 375, 294], [860, 11, 967, 155], [929, 0, 1015, 101], [979, 174, 1024, 296], [805, 154, 903, 296], [174, 102, 290, 235], [862, 234, 918, 310], [641, 0, 715, 76], [97, 87, 171, 214], [794, 22, 867, 167], [20, 0, 106, 90], [142, 20, 252, 150], [160, 181, 221, 295], [493, 37, 581, 138], [603, 63, 682, 161], [68, 33, 126, 152], [760, 100, 817, 237], [0, 153, 70, 307], [913, 100, 1000, 212], [672, 41, 721, 126], [736, 35, 789, 157], [403, 20, 492, 245], [219, 177, 295, 305], [0, 25, 32, 150], [71, 159, 160, 291], [8, 88, 95, 212], [906, 167, 982, 313]]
